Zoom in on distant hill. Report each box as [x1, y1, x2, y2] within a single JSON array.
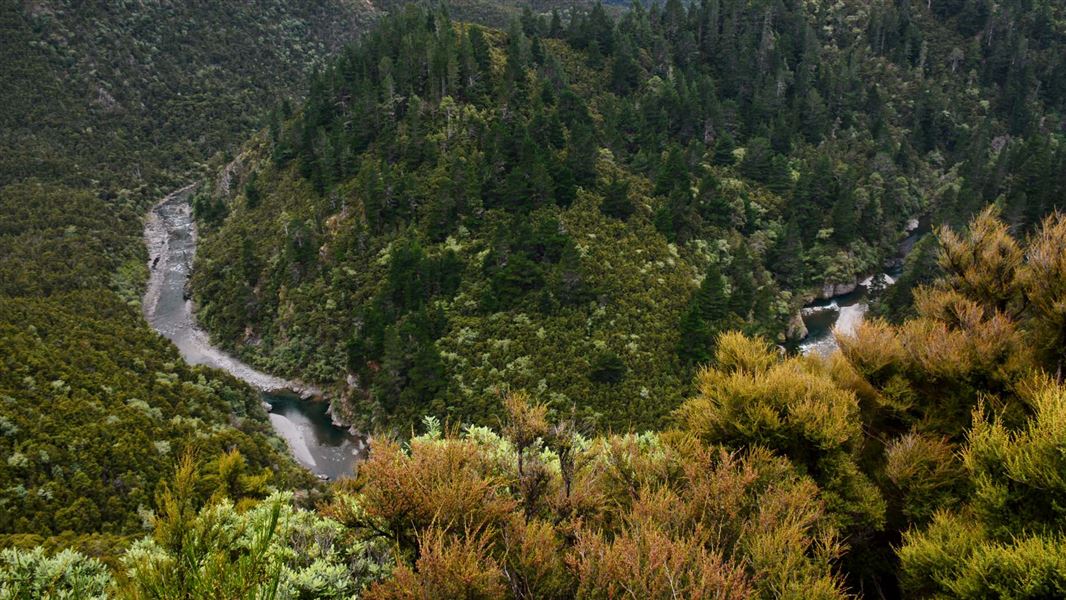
[[0, 0, 380, 198]]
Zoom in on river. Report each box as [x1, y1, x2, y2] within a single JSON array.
[[142, 186, 361, 480], [796, 219, 929, 357]]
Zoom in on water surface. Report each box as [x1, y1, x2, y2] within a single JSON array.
[[143, 187, 360, 479], [797, 218, 929, 357]]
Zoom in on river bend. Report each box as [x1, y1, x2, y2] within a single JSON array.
[[143, 186, 360, 479]]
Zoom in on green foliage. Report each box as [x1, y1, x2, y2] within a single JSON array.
[[0, 0, 379, 552], [0, 547, 112, 599], [121, 455, 388, 599], [884, 433, 968, 525], [0, 183, 141, 297], [872, 236, 943, 322], [833, 210, 1066, 592], [0, 292, 309, 537], [841, 209, 1066, 439], [677, 333, 886, 534], [677, 263, 729, 365], [0, 0, 377, 198], [4, 1, 1066, 596], [193, 0, 1066, 439], [898, 382, 1066, 598]]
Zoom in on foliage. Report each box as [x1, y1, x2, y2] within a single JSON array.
[[833, 209, 1066, 592], [839, 208, 1066, 438], [0, 0, 381, 553], [0, 0, 377, 198], [676, 332, 886, 535], [330, 392, 847, 599], [0, 546, 112, 599], [194, 0, 1066, 434], [4, 0, 1066, 597], [120, 454, 389, 599], [898, 382, 1066, 598], [197, 0, 1062, 431], [0, 183, 142, 297], [0, 292, 310, 537]]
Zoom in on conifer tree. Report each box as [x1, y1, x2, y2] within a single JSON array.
[[678, 262, 729, 365]]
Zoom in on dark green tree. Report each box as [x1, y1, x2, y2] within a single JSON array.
[[678, 262, 729, 365]]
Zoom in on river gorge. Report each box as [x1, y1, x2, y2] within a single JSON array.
[[796, 218, 929, 357], [143, 186, 361, 480], [143, 184, 928, 472]]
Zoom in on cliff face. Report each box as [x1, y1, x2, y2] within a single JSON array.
[[818, 281, 860, 300], [785, 311, 809, 342]]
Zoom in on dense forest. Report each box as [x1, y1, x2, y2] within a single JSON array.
[[192, 0, 1065, 434], [3, 0, 1066, 597]]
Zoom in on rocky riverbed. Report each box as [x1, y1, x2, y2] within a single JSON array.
[[143, 185, 362, 479]]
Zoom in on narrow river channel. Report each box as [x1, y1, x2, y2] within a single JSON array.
[[797, 218, 930, 357], [143, 186, 360, 480]]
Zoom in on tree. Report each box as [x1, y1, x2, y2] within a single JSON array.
[[678, 263, 729, 365], [713, 132, 736, 166], [697, 172, 731, 229], [590, 351, 626, 384], [601, 178, 634, 220], [739, 137, 774, 183], [243, 172, 261, 209], [610, 36, 641, 95], [937, 206, 1023, 315], [654, 145, 701, 242], [1017, 213, 1066, 379], [768, 218, 805, 288], [725, 244, 756, 319], [676, 332, 886, 535], [898, 382, 1066, 598]]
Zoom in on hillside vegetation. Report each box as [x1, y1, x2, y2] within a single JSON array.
[[0, 0, 378, 196], [193, 1, 1064, 434], [0, 0, 382, 551], [2, 0, 1066, 597], [10, 206, 1066, 597]]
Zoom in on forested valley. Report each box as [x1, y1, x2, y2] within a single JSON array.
[[0, 0, 380, 561], [2, 0, 1066, 598]]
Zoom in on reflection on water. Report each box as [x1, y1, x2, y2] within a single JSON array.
[[265, 392, 361, 480], [143, 187, 360, 479]]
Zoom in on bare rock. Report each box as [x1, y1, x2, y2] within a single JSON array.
[[786, 311, 808, 342], [819, 280, 859, 299]]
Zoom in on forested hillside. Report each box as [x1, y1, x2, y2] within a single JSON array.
[[192, 1, 1065, 434], [0, 0, 381, 552], [3, 0, 1066, 597], [11, 207, 1066, 597], [0, 0, 378, 196]]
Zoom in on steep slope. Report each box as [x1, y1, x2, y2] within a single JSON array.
[[192, 1, 1064, 436], [0, 0, 381, 551], [0, 0, 378, 195]]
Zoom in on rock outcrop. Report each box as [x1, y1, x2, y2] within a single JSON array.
[[818, 280, 859, 299], [786, 311, 809, 341]]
